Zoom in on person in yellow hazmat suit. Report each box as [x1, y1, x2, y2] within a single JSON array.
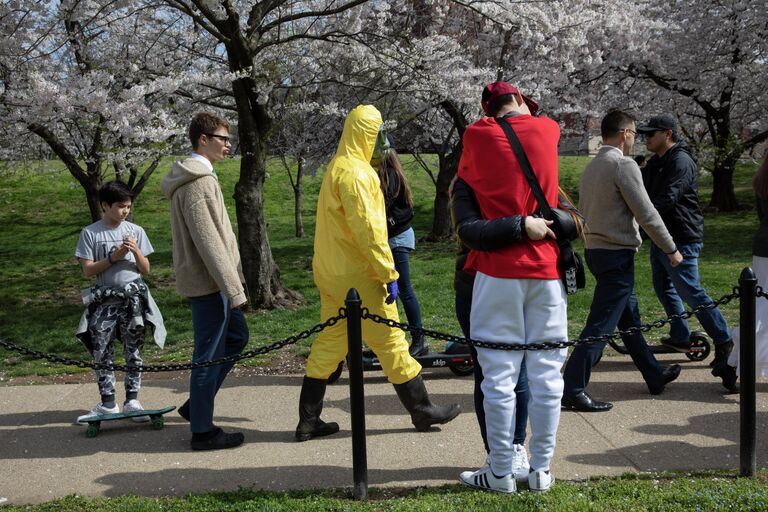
[[295, 104, 461, 441]]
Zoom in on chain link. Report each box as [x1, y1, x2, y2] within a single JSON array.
[[361, 288, 741, 351], [0, 310, 347, 372], [0, 287, 745, 367], [756, 285, 768, 301]]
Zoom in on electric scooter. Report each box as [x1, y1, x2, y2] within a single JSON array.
[[327, 342, 475, 384], [607, 329, 712, 362]]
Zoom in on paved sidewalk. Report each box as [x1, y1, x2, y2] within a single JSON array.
[[1, 353, 766, 505]]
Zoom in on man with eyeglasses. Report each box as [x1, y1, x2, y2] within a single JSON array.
[[162, 112, 250, 450], [561, 110, 683, 414], [638, 114, 738, 392]]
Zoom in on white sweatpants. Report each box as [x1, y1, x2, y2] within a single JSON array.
[[470, 272, 568, 475]]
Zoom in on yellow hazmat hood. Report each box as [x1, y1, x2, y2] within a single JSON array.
[[312, 104, 398, 286], [333, 104, 382, 164]]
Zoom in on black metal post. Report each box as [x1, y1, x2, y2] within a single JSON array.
[[346, 288, 368, 500], [739, 267, 757, 477]]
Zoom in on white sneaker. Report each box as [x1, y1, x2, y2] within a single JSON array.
[[511, 444, 530, 483], [77, 402, 119, 424], [528, 469, 555, 492], [123, 399, 150, 423], [459, 466, 516, 493]]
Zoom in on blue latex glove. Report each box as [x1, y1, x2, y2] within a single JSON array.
[[385, 280, 399, 304]]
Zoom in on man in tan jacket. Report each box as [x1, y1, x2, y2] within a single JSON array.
[[161, 112, 248, 450]]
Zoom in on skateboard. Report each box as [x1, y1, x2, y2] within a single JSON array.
[[79, 405, 176, 438]]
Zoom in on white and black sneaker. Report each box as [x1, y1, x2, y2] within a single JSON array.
[[528, 468, 555, 492], [459, 466, 516, 493]]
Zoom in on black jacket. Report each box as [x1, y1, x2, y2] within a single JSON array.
[[642, 141, 704, 244], [382, 166, 414, 238], [450, 178, 525, 299], [754, 196, 768, 258]]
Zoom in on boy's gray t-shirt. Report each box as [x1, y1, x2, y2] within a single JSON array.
[[75, 220, 153, 287]]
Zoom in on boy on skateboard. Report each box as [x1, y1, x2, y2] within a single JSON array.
[[74, 181, 165, 424]]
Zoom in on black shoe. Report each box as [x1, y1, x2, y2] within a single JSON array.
[[178, 400, 190, 422], [561, 392, 613, 412], [647, 364, 682, 395], [711, 340, 739, 392], [408, 333, 429, 357], [660, 337, 691, 353], [190, 427, 244, 451]]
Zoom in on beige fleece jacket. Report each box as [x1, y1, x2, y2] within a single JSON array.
[[579, 146, 676, 253], [161, 158, 247, 307]]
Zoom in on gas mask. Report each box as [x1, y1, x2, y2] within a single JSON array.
[[370, 128, 391, 168]]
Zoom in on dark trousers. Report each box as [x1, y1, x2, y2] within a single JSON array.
[[392, 246, 423, 330], [456, 292, 529, 449], [189, 292, 249, 433], [563, 249, 663, 397]]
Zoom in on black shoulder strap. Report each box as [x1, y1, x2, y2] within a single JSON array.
[[494, 117, 553, 218]]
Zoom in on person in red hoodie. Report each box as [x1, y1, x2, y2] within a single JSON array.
[[456, 81, 567, 493]]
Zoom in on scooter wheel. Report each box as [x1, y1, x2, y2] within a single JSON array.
[[686, 332, 711, 362], [450, 364, 474, 377]]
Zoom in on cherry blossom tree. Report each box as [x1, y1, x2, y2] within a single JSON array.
[[0, 1, 191, 221], [160, 0, 379, 309]]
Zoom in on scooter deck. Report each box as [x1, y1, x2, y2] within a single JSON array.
[[79, 406, 176, 438], [362, 351, 473, 373]]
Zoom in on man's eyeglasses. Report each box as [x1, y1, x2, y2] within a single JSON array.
[[621, 128, 637, 137], [205, 133, 231, 144]]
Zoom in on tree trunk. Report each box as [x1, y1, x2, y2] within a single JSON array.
[[294, 158, 304, 238], [231, 76, 302, 310], [708, 157, 739, 211], [426, 148, 461, 241]]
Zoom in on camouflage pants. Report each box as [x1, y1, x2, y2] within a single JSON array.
[[88, 303, 145, 399]]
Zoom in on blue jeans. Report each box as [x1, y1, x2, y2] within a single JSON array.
[[563, 249, 663, 396], [392, 246, 423, 330], [456, 292, 529, 449], [649, 242, 732, 345], [189, 292, 249, 433]]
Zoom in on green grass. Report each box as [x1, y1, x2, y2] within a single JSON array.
[[0, 156, 762, 509], [0, 156, 759, 377], [5, 471, 768, 511]]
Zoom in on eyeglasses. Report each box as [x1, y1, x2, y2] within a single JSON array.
[[205, 133, 231, 144], [621, 128, 637, 137]]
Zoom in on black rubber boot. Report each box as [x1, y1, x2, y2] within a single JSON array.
[[295, 376, 340, 441], [408, 332, 429, 357], [393, 374, 461, 431], [711, 340, 739, 392]]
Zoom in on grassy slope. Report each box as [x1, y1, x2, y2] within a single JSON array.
[[0, 156, 758, 377]]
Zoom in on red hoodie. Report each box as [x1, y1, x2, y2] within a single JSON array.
[[457, 114, 561, 280]]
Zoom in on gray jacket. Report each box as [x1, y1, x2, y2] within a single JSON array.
[[579, 146, 676, 253]]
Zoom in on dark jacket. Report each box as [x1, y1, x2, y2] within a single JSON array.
[[382, 166, 414, 238], [754, 196, 768, 258], [451, 178, 525, 299], [642, 141, 704, 244]]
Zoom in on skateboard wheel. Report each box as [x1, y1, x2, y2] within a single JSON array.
[[86, 424, 100, 438], [151, 417, 164, 430]]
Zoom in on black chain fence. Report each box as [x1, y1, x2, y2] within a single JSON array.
[[0, 310, 346, 373], [362, 287, 741, 351], [756, 285, 768, 301], [0, 287, 753, 371]]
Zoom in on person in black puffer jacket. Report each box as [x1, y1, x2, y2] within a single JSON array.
[[377, 148, 428, 357], [639, 113, 737, 392]]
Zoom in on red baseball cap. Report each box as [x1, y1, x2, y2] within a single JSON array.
[[481, 81, 539, 116]]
